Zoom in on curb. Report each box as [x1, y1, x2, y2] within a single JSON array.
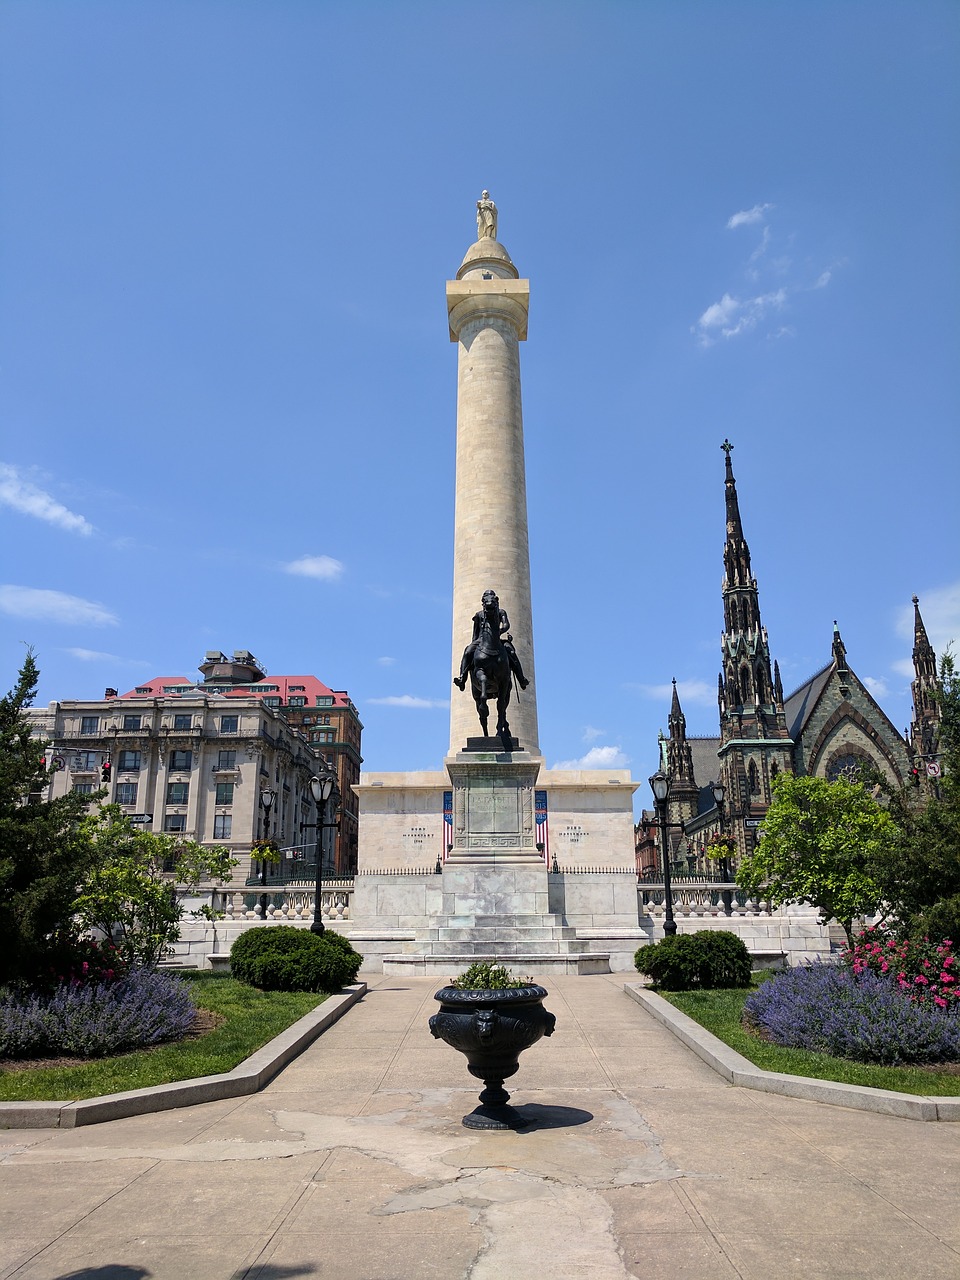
[[0, 982, 367, 1130], [624, 983, 960, 1123]]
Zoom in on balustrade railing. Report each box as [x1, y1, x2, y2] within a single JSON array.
[[638, 880, 775, 919], [213, 879, 355, 924]]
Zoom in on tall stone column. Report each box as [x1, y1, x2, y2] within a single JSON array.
[[447, 210, 539, 755]]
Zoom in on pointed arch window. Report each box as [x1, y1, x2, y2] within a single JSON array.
[[748, 760, 760, 795]]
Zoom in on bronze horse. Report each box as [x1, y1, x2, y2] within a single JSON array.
[[454, 590, 528, 747]]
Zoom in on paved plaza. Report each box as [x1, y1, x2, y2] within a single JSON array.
[[1, 974, 958, 1280]]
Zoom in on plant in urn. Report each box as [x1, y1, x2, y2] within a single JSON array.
[[429, 962, 556, 1130]]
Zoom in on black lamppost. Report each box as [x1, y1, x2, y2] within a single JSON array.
[[259, 787, 276, 920], [650, 770, 676, 937], [309, 773, 340, 936], [711, 779, 732, 917]]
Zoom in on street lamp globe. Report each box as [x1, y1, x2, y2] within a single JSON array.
[[650, 770, 669, 804], [310, 775, 334, 805], [711, 779, 725, 806]]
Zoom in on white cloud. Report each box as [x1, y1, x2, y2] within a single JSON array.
[[630, 679, 716, 707], [582, 725, 605, 742], [65, 647, 120, 662], [0, 464, 93, 535], [748, 226, 772, 263], [726, 203, 774, 230], [552, 744, 630, 770], [695, 289, 787, 346], [377, 656, 397, 667], [814, 270, 832, 289], [891, 658, 915, 680], [368, 694, 450, 709], [0, 586, 118, 626], [863, 676, 889, 698], [283, 555, 344, 581]]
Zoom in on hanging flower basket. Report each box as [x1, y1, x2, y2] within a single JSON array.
[[251, 838, 282, 865]]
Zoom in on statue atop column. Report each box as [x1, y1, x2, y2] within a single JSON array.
[[476, 190, 498, 241], [454, 589, 528, 745]]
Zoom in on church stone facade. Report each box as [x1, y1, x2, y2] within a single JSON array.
[[640, 443, 941, 875]]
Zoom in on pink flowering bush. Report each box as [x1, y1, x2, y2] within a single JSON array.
[[842, 926, 958, 1012]]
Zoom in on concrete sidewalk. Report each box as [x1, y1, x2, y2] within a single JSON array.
[[1, 974, 958, 1280]]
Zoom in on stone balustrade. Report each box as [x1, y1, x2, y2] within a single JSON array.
[[216, 879, 355, 924], [639, 880, 775, 920]]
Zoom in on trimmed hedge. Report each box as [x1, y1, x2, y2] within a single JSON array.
[[634, 930, 752, 991], [229, 926, 362, 993]]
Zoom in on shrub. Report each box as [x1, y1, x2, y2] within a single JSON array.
[[911, 896, 960, 952], [744, 962, 960, 1065], [634, 930, 752, 991], [0, 969, 196, 1059], [843, 926, 959, 1011], [451, 962, 528, 990], [229, 926, 361, 992]]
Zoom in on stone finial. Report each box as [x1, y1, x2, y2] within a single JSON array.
[[476, 190, 498, 241]]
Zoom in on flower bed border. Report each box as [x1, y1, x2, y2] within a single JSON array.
[[0, 982, 366, 1130], [625, 983, 960, 1123]]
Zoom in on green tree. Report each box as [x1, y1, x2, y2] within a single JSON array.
[[736, 773, 895, 947], [73, 806, 237, 968], [0, 651, 99, 986]]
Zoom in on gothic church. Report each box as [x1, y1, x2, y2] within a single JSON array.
[[641, 441, 942, 874]]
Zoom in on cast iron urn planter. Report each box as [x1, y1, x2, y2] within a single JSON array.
[[429, 984, 556, 1129]]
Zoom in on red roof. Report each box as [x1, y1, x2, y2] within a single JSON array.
[[120, 674, 350, 705]]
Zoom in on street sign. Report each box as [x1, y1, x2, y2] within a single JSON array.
[[128, 813, 153, 824], [926, 761, 941, 778], [744, 818, 763, 828]]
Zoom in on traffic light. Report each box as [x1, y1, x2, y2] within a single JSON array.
[[101, 759, 112, 782]]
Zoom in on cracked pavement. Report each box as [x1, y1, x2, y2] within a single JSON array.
[[2, 974, 959, 1279]]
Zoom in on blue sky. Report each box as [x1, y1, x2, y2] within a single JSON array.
[[2, 1, 958, 814]]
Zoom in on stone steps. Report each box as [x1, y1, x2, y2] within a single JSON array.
[[381, 952, 611, 977]]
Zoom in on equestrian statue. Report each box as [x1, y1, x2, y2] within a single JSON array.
[[454, 589, 529, 747]]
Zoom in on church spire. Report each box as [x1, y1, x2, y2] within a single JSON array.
[[910, 595, 941, 760], [664, 679, 698, 828], [716, 441, 791, 851]]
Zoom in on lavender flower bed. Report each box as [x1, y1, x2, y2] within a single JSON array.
[[744, 963, 960, 1066], [0, 970, 196, 1059]]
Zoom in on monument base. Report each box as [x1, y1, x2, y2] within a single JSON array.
[[350, 762, 645, 974], [462, 735, 521, 753]]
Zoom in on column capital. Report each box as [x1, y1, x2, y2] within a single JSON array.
[[446, 279, 530, 342]]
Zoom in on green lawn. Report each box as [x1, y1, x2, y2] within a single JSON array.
[[0, 972, 327, 1103], [660, 985, 960, 1097]]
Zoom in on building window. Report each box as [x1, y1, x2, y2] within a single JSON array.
[[80, 715, 100, 735], [316, 696, 333, 706], [217, 750, 237, 770], [289, 685, 305, 692], [220, 715, 239, 734], [135, 686, 152, 694], [122, 715, 142, 731], [213, 814, 232, 839], [116, 781, 137, 805], [173, 714, 192, 731], [164, 814, 186, 833], [169, 750, 192, 771], [215, 782, 235, 805], [288, 696, 306, 707], [263, 697, 281, 707], [320, 715, 331, 725], [117, 750, 141, 771], [826, 752, 871, 784], [74, 750, 98, 772], [73, 782, 94, 795], [166, 781, 189, 805], [748, 761, 760, 795]]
